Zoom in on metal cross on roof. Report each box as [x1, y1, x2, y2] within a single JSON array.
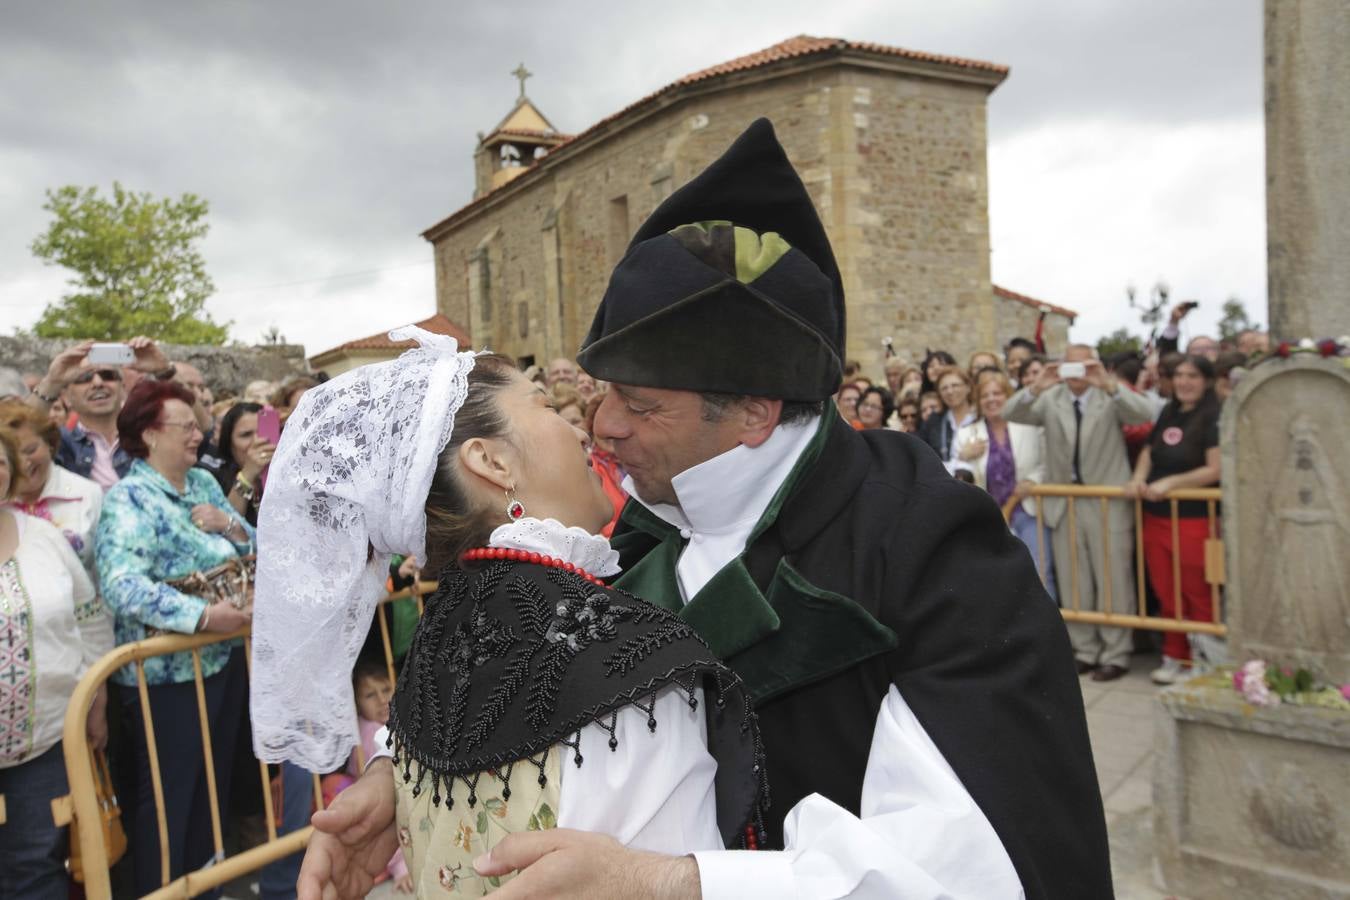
[[511, 62, 532, 100]]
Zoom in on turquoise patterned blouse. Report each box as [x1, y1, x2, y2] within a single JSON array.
[[96, 460, 255, 686]]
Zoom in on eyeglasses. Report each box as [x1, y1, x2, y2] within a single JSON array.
[[157, 419, 202, 434], [70, 368, 122, 385], [859, 402, 884, 412], [899, 412, 919, 420]]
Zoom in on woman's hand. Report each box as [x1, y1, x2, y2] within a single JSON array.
[[1142, 477, 1175, 503], [958, 438, 988, 462], [86, 684, 108, 752], [201, 602, 252, 634], [1121, 479, 1146, 500], [190, 503, 234, 534], [240, 439, 276, 481], [397, 556, 420, 582], [395, 874, 414, 894], [1012, 480, 1038, 502]]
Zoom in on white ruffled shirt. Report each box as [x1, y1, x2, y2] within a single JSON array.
[[624, 419, 1025, 900], [374, 517, 722, 853]]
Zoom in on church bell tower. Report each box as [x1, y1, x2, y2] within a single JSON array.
[[473, 63, 569, 198]]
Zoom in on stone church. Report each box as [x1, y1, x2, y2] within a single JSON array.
[[422, 35, 1075, 375]]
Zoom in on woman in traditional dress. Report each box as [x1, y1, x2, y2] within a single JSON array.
[[252, 329, 765, 897]]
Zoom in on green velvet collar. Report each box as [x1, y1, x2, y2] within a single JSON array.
[[612, 415, 896, 700]]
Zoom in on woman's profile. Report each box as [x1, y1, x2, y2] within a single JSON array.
[[251, 328, 765, 895]]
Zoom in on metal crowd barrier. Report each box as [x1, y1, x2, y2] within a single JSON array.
[[1002, 483, 1225, 636], [55, 579, 433, 900]]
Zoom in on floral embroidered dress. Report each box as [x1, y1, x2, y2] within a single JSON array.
[[95, 459, 255, 686], [388, 518, 766, 895], [1, 513, 114, 767]]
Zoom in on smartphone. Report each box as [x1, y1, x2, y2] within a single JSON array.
[[1059, 362, 1086, 379], [1179, 300, 1200, 313], [256, 405, 282, 445], [87, 343, 135, 366]]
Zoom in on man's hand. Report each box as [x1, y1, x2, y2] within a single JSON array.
[[35, 340, 95, 402], [127, 335, 171, 374], [474, 829, 700, 900], [298, 758, 399, 900], [1029, 361, 1061, 397], [1083, 359, 1115, 394]]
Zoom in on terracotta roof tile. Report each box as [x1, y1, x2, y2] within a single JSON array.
[[993, 285, 1078, 321], [311, 313, 471, 361], [423, 35, 1008, 239]]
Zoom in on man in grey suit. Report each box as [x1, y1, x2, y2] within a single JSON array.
[[1004, 344, 1156, 681]]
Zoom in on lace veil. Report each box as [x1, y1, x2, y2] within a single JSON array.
[[251, 326, 481, 770]]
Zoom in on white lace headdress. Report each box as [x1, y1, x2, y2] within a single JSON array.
[[251, 326, 480, 771]]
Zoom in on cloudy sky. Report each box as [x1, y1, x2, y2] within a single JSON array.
[[1, 0, 1264, 359]]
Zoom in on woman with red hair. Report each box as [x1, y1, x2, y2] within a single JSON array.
[[95, 379, 256, 895]]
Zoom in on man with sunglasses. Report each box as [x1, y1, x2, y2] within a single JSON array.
[[28, 337, 177, 489]]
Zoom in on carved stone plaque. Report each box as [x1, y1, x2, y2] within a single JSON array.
[[1224, 356, 1350, 684]]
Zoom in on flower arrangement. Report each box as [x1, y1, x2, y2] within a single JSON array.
[[1232, 659, 1350, 710], [1271, 336, 1350, 360]]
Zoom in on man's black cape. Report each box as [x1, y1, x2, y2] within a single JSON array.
[[612, 417, 1114, 898]]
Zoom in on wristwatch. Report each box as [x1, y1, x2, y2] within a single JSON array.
[[233, 474, 256, 504], [152, 364, 178, 381]]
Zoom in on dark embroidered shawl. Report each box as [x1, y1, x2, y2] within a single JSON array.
[[388, 559, 767, 849]]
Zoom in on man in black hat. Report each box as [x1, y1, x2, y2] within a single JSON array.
[[300, 119, 1111, 899]]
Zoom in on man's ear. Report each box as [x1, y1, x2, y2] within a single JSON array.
[[738, 397, 783, 449], [458, 437, 515, 492]]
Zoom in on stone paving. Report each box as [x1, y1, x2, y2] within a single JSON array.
[[1080, 652, 1182, 900]]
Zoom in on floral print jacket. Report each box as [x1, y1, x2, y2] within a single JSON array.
[[96, 460, 255, 686]]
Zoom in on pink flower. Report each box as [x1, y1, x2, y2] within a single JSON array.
[[1232, 668, 1246, 692], [1341, 684, 1350, 702], [1239, 660, 1279, 707]]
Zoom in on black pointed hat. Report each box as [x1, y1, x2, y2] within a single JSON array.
[[577, 118, 845, 401]]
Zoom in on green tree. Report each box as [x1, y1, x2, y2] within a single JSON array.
[[1217, 297, 1259, 342], [1096, 327, 1143, 359], [30, 183, 229, 343]]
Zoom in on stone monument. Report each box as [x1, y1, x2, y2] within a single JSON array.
[[1153, 3, 1350, 897], [1154, 355, 1350, 900], [1265, 0, 1350, 339]]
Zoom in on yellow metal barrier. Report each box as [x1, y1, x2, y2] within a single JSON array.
[[1002, 483, 1225, 636], [57, 579, 432, 900]]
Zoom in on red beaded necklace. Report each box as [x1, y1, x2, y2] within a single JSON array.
[[460, 546, 607, 587]]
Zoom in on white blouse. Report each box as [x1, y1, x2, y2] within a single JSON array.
[[0, 512, 115, 768], [3, 464, 104, 582]]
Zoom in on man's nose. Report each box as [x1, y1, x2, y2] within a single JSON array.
[[593, 392, 626, 440]]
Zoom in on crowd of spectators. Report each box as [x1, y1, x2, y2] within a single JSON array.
[[829, 308, 1270, 688], [0, 310, 1269, 894], [0, 337, 639, 898]]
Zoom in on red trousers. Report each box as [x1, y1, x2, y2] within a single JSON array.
[[1142, 513, 1215, 660]]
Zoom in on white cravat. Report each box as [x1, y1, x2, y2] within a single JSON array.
[[623, 418, 820, 601]]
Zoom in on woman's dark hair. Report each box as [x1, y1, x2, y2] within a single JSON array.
[[118, 379, 197, 459], [920, 349, 958, 393], [857, 386, 894, 427], [217, 401, 264, 477], [423, 354, 520, 574], [1167, 354, 1219, 410]]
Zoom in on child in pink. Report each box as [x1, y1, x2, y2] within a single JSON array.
[[344, 661, 411, 892]]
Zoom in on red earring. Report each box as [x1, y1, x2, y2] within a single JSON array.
[[505, 487, 525, 520]]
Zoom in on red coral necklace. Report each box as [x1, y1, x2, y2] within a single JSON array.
[[460, 547, 607, 587]]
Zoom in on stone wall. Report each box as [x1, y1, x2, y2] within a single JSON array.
[[427, 60, 1006, 378], [0, 335, 309, 394]]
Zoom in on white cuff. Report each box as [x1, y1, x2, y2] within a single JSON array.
[[367, 725, 394, 770], [694, 849, 796, 900]]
